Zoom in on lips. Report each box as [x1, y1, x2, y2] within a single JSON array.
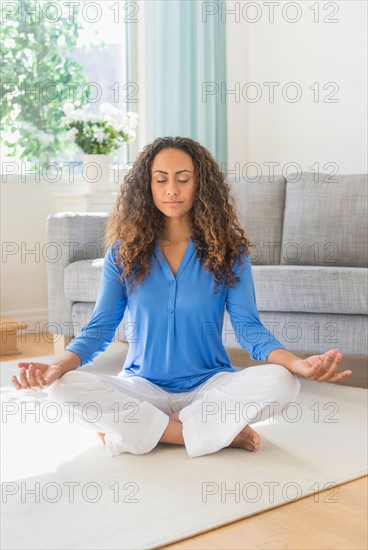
[[164, 201, 183, 204]]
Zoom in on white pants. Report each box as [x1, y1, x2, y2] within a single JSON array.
[[47, 364, 301, 458]]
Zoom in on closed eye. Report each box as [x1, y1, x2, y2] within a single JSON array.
[[157, 180, 189, 183]]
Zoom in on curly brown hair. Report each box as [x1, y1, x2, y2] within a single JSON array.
[[104, 136, 255, 295]]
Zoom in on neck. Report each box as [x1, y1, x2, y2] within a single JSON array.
[[160, 233, 191, 246], [161, 218, 192, 244]]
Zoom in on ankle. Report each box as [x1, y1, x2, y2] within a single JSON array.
[[159, 419, 185, 445], [169, 412, 182, 423]]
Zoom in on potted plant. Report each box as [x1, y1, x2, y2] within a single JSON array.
[[61, 101, 138, 192]]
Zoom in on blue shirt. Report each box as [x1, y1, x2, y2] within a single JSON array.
[[65, 237, 287, 392]]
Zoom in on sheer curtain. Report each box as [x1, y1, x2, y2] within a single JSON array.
[[125, 0, 227, 167]]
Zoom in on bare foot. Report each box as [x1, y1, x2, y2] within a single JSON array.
[[229, 424, 261, 452], [167, 414, 260, 452], [97, 431, 106, 445]]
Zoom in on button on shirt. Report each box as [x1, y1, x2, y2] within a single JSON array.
[[65, 237, 287, 392]]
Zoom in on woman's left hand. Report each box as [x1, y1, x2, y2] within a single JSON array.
[[291, 348, 352, 382]]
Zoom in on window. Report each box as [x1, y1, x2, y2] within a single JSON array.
[[1, 0, 128, 178]]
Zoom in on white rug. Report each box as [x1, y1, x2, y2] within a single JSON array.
[[1, 344, 367, 550]]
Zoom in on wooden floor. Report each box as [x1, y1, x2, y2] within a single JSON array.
[[2, 334, 367, 550]]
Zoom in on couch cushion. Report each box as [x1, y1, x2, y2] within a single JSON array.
[[281, 173, 368, 267], [222, 310, 368, 356], [65, 258, 104, 301], [252, 265, 368, 315], [65, 260, 367, 316], [227, 175, 286, 265]]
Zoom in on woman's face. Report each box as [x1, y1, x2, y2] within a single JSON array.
[[150, 148, 196, 220]]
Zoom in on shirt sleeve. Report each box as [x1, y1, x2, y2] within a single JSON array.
[[65, 242, 127, 367], [225, 253, 287, 362]]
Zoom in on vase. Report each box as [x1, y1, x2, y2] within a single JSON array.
[[83, 154, 111, 193]]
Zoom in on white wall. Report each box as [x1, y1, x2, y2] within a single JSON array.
[[1, 180, 89, 331], [226, 0, 367, 176]]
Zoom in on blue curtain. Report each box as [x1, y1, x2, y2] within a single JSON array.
[[126, 0, 227, 167]]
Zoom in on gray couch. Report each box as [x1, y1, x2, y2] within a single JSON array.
[[46, 172, 368, 358]]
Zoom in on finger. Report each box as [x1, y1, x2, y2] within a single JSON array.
[[316, 356, 339, 381], [316, 352, 343, 381], [317, 353, 328, 369], [35, 370, 48, 388], [316, 350, 337, 372], [27, 364, 39, 388], [17, 362, 31, 369], [326, 369, 352, 382], [11, 375, 21, 390], [309, 353, 330, 377], [19, 367, 31, 390], [28, 368, 45, 391]]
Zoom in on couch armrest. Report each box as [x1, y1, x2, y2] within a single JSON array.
[[46, 212, 110, 337]]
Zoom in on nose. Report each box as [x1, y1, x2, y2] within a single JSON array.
[[166, 185, 179, 197]]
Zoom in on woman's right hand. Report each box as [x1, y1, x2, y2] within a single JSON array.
[[11, 362, 63, 391]]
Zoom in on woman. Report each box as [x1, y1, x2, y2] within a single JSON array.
[[12, 137, 352, 458]]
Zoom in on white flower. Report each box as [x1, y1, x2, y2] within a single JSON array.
[[101, 113, 115, 125], [66, 108, 88, 123], [93, 128, 106, 143], [62, 102, 75, 115], [100, 103, 133, 124], [4, 38, 16, 48], [102, 113, 124, 126], [84, 111, 102, 123], [111, 122, 125, 132], [99, 103, 122, 116], [107, 117, 128, 131], [67, 127, 78, 140], [125, 129, 136, 141], [62, 103, 94, 123]]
